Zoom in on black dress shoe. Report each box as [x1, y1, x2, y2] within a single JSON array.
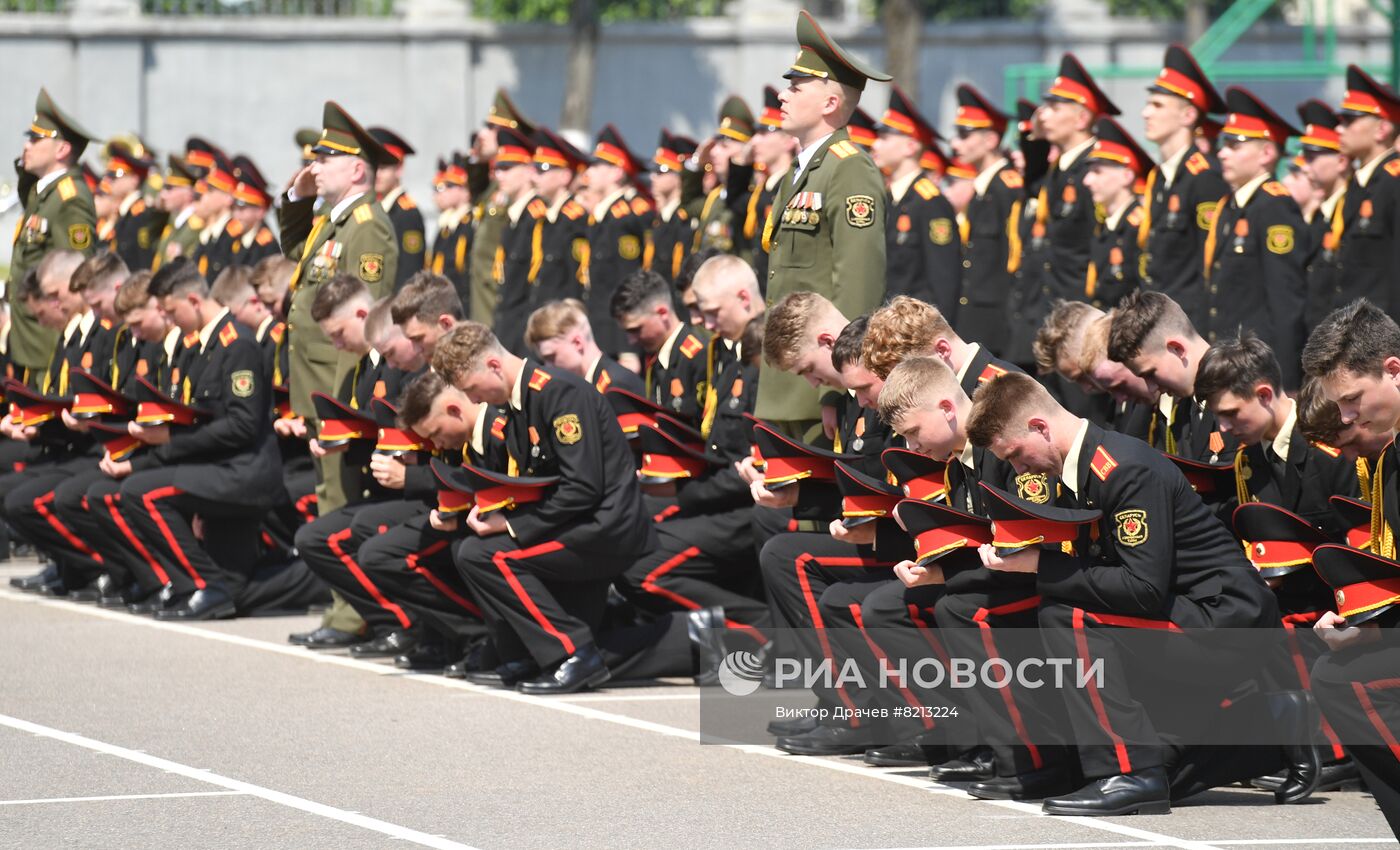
[[1265, 690, 1323, 804], [686, 606, 727, 686], [155, 587, 237, 621], [518, 644, 610, 695], [37, 579, 70, 597], [297, 627, 365, 648], [348, 630, 418, 658], [777, 725, 888, 757], [464, 659, 540, 688], [1042, 768, 1171, 816], [1251, 756, 1360, 794], [10, 564, 59, 592], [768, 713, 821, 738], [864, 740, 949, 767], [394, 643, 449, 671], [968, 764, 1080, 801], [929, 746, 996, 781], [67, 586, 102, 603]]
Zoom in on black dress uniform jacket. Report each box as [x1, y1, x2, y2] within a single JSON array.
[[337, 351, 408, 505], [31, 314, 119, 459], [647, 201, 693, 284], [382, 187, 426, 291], [1203, 178, 1307, 388], [530, 195, 590, 308], [1237, 423, 1360, 541], [198, 218, 280, 283], [493, 194, 548, 356], [430, 206, 473, 305], [112, 193, 164, 272], [1330, 150, 1400, 314], [1139, 149, 1229, 324], [1086, 198, 1143, 311], [726, 161, 778, 281], [586, 354, 643, 397], [646, 323, 710, 425], [500, 360, 653, 553], [958, 162, 1023, 357], [587, 192, 653, 356], [886, 172, 962, 321], [1041, 142, 1098, 307], [128, 313, 281, 509], [676, 352, 758, 515]]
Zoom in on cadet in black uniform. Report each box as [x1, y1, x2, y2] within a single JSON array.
[[1329, 65, 1400, 315], [429, 153, 473, 303], [585, 125, 652, 362], [104, 141, 162, 273], [1138, 44, 1229, 326], [648, 131, 697, 285], [611, 269, 710, 425], [522, 299, 643, 397], [874, 85, 961, 319], [432, 322, 655, 694], [1082, 119, 1149, 311], [968, 372, 1316, 816], [950, 84, 1023, 359], [1204, 88, 1307, 389], [369, 126, 427, 291], [201, 155, 281, 277], [527, 128, 590, 310], [489, 127, 543, 356], [1295, 99, 1348, 332]]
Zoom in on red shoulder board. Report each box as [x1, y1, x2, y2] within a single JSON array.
[[99, 317, 113, 330], [490, 415, 507, 440], [218, 323, 238, 348], [677, 208, 689, 220], [595, 370, 612, 392], [610, 199, 631, 219], [182, 332, 200, 349], [1262, 181, 1289, 198], [131, 199, 146, 216], [1090, 446, 1118, 481], [1386, 160, 1400, 178], [1311, 441, 1342, 458], [397, 194, 417, 211], [679, 335, 704, 359], [630, 197, 653, 215], [977, 363, 1007, 384], [999, 170, 1024, 189], [255, 228, 275, 246], [1126, 207, 1144, 227], [226, 219, 245, 237], [913, 178, 937, 200], [527, 198, 548, 219], [1184, 152, 1209, 176], [562, 200, 585, 220], [269, 322, 286, 344], [528, 368, 552, 391]]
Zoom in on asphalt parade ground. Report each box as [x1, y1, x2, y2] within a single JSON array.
[[0, 558, 1396, 850]]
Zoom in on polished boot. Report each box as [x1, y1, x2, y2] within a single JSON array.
[[767, 713, 820, 738], [1268, 690, 1323, 804], [518, 644, 611, 695], [1042, 768, 1171, 816]]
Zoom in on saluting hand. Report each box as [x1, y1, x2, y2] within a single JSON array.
[[290, 164, 317, 200]]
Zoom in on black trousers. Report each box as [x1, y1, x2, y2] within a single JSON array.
[[356, 512, 484, 650], [3, 458, 104, 586], [76, 475, 171, 594], [119, 467, 263, 599], [1312, 643, 1400, 835], [455, 532, 625, 670], [295, 501, 419, 636]]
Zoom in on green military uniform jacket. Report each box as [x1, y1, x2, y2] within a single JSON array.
[[7, 166, 96, 375], [151, 207, 205, 271], [277, 190, 397, 420], [756, 128, 886, 421], [468, 179, 505, 325]]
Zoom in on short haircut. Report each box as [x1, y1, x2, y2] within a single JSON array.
[[364, 296, 396, 346], [1302, 299, 1400, 379], [610, 270, 672, 320], [1194, 331, 1282, 400], [1033, 299, 1099, 375], [763, 290, 834, 369], [397, 369, 447, 429], [740, 313, 765, 366], [878, 356, 962, 425], [966, 371, 1057, 448], [861, 295, 955, 379], [692, 254, 759, 298], [1106, 290, 1196, 364], [431, 321, 504, 383], [391, 272, 463, 325], [526, 298, 590, 349], [310, 273, 369, 322], [677, 247, 723, 294], [146, 256, 208, 300], [114, 270, 154, 315], [70, 251, 128, 294], [1296, 376, 1345, 445], [36, 249, 85, 290], [209, 265, 255, 308], [16, 268, 41, 302], [1076, 311, 1115, 376], [831, 314, 869, 372], [251, 255, 295, 296]]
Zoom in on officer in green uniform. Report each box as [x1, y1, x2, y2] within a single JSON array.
[[683, 96, 754, 256], [8, 89, 97, 384], [469, 90, 536, 327], [756, 10, 890, 433], [151, 155, 204, 271]]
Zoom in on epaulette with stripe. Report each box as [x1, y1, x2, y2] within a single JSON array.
[[99, 317, 113, 330], [1090, 446, 1118, 481], [977, 363, 1007, 384], [528, 368, 552, 391], [610, 199, 632, 219], [595, 370, 612, 392], [1311, 441, 1342, 458], [57, 176, 76, 201], [1386, 159, 1400, 177], [999, 170, 1024, 189], [269, 322, 286, 344], [913, 178, 938, 200], [829, 140, 859, 159], [190, 215, 205, 230], [1262, 181, 1289, 198], [255, 227, 275, 246], [396, 194, 417, 210], [630, 197, 653, 215], [352, 204, 374, 224], [490, 415, 507, 440], [226, 219, 246, 237], [130, 199, 146, 216], [561, 200, 586, 221], [527, 198, 549, 219], [1184, 152, 1210, 176], [679, 335, 704, 359], [182, 332, 200, 348], [218, 323, 239, 348], [1126, 207, 1145, 227]]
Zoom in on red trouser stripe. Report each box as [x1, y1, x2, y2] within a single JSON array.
[[141, 486, 205, 589], [652, 504, 681, 523], [642, 545, 765, 642], [295, 494, 318, 523], [328, 528, 411, 629], [1352, 680, 1400, 761], [104, 493, 169, 585], [1282, 620, 1346, 760], [1073, 607, 1133, 774], [1084, 612, 1181, 631], [794, 553, 878, 726], [849, 603, 933, 730], [33, 492, 102, 563], [906, 605, 952, 666], [973, 605, 1043, 769], [407, 540, 481, 616], [491, 540, 575, 656]]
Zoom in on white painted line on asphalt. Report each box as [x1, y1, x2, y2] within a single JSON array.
[[0, 790, 246, 806], [555, 692, 701, 702], [844, 843, 1155, 850], [2, 589, 1383, 850], [0, 713, 483, 850], [1208, 841, 1400, 846]]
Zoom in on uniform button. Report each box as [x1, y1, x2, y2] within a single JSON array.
[[962, 260, 971, 269], [959, 296, 968, 306], [1209, 307, 1217, 316]]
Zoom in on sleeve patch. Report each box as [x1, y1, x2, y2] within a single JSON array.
[[352, 204, 374, 224], [1266, 225, 1295, 255], [1114, 509, 1148, 546], [553, 413, 582, 445], [845, 195, 876, 228], [67, 223, 92, 250], [402, 230, 423, 253], [1195, 202, 1218, 231], [1015, 472, 1050, 504], [231, 369, 255, 398], [1090, 445, 1118, 481], [929, 218, 953, 245], [528, 368, 552, 391]]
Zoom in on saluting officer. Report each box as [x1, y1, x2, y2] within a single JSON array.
[[369, 126, 428, 291], [684, 96, 754, 256], [757, 9, 891, 435], [8, 89, 98, 385]]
